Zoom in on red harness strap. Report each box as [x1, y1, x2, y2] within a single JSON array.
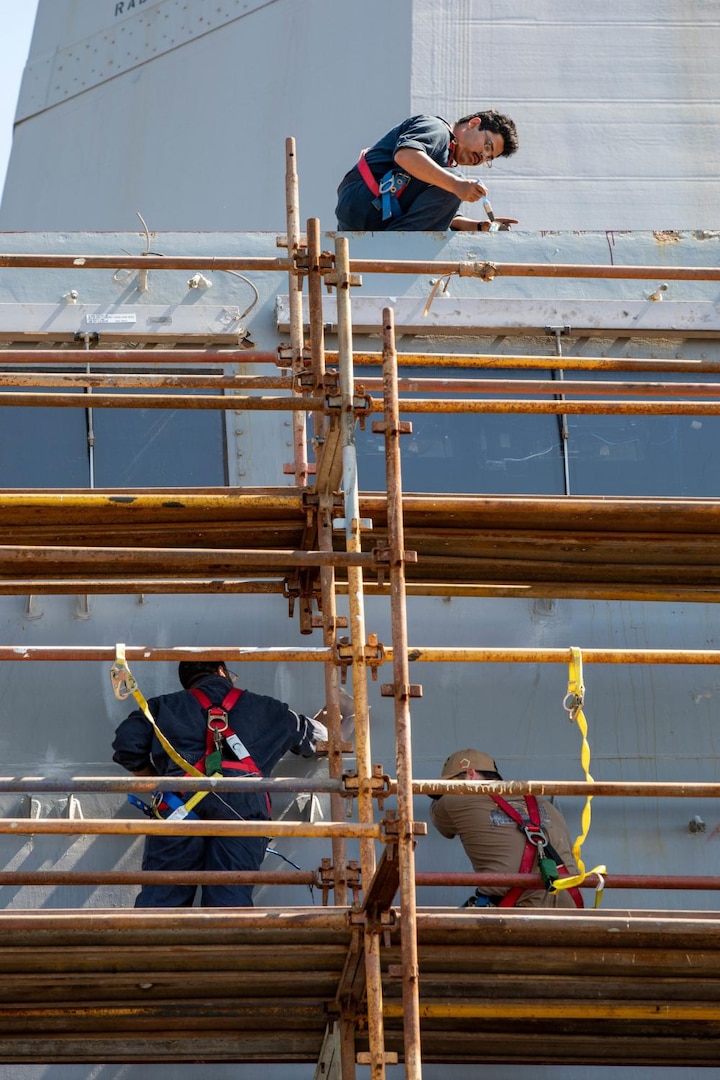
[[357, 149, 380, 196], [189, 687, 270, 815], [189, 687, 260, 775], [489, 793, 583, 909]]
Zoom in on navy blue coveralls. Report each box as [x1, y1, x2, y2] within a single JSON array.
[[112, 675, 320, 908], [335, 115, 461, 231]]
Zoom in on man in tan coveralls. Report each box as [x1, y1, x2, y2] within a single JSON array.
[[430, 749, 583, 909]]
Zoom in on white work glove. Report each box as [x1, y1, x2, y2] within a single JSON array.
[[308, 715, 329, 749], [313, 688, 357, 743]]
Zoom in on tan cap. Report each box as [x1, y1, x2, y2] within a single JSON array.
[[440, 749, 498, 778]]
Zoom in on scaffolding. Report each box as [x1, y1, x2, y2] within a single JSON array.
[[1, 140, 720, 1074]]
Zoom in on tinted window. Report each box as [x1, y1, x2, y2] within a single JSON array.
[[354, 366, 720, 498], [0, 383, 227, 488]]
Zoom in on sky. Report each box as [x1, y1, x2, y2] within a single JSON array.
[[0, 0, 41, 197]]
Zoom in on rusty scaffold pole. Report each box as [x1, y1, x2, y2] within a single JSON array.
[[308, 216, 347, 905], [379, 306, 423, 1078], [332, 352, 720, 374], [335, 234, 388, 1079], [334, 236, 375, 882], [285, 136, 309, 487], [2, 253, 720, 283]]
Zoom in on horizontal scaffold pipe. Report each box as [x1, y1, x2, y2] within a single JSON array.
[[2, 253, 719, 283], [0, 646, 334, 662], [0, 578, 289, 596], [361, 583, 720, 603], [377, 398, 720, 416], [0, 349, 279, 365], [5, 392, 720, 415], [349, 259, 720, 282], [0, 491, 304, 511], [0, 392, 323, 410], [0, 373, 292, 390], [0, 776, 344, 794], [0, 254, 294, 272], [382, 1002, 720, 1021], [407, 779, 720, 798], [2, 646, 720, 665], [0, 908, 349, 932], [339, 353, 720, 374], [0, 819, 382, 839], [415, 872, 720, 890], [1, 871, 716, 889], [0, 547, 375, 569], [361, 378, 720, 399], [0, 870, 318, 886], [0, 579, 289, 595], [386, 646, 720, 665]]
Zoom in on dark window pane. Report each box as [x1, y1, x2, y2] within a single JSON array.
[[0, 394, 88, 487], [93, 388, 227, 487], [354, 367, 565, 495], [567, 373, 720, 496], [0, 385, 227, 489]]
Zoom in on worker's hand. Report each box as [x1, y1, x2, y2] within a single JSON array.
[[308, 715, 329, 749], [454, 177, 488, 203], [313, 688, 356, 742], [478, 217, 520, 231]]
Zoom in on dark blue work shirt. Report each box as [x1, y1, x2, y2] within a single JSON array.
[[336, 115, 458, 231], [339, 114, 455, 191], [112, 675, 319, 778]]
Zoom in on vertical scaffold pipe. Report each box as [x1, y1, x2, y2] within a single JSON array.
[[285, 137, 308, 486], [308, 217, 345, 900], [334, 236, 376, 883], [318, 492, 348, 905], [307, 217, 328, 448], [382, 307, 423, 1079]]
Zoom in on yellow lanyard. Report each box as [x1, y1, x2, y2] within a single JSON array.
[[110, 644, 214, 818], [550, 646, 607, 908]]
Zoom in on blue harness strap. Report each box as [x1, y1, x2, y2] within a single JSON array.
[[376, 169, 412, 221], [356, 150, 411, 221]]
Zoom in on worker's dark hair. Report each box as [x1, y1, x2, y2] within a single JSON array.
[[477, 769, 504, 781], [456, 109, 519, 157], [178, 660, 227, 689]]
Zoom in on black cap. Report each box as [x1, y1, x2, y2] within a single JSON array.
[[178, 660, 226, 689]]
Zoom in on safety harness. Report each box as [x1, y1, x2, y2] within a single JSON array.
[[189, 687, 263, 783], [356, 121, 458, 222], [357, 150, 411, 222], [184, 686, 270, 816], [111, 645, 267, 822], [488, 793, 584, 909]]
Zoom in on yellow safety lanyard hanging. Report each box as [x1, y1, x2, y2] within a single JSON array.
[[549, 646, 607, 908], [110, 643, 212, 819]]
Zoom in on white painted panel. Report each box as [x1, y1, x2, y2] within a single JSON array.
[[410, 0, 720, 230], [1, 0, 412, 232], [17, 0, 288, 121], [5, 0, 718, 232]]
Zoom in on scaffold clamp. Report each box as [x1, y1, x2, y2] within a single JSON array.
[[109, 643, 136, 700]]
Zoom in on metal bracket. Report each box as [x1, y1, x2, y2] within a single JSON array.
[[342, 767, 390, 809], [382, 810, 427, 839], [20, 795, 42, 820], [380, 682, 423, 699], [324, 271, 363, 288], [310, 614, 348, 631], [54, 794, 84, 821], [333, 635, 386, 681], [371, 419, 413, 436], [332, 516, 374, 532]]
